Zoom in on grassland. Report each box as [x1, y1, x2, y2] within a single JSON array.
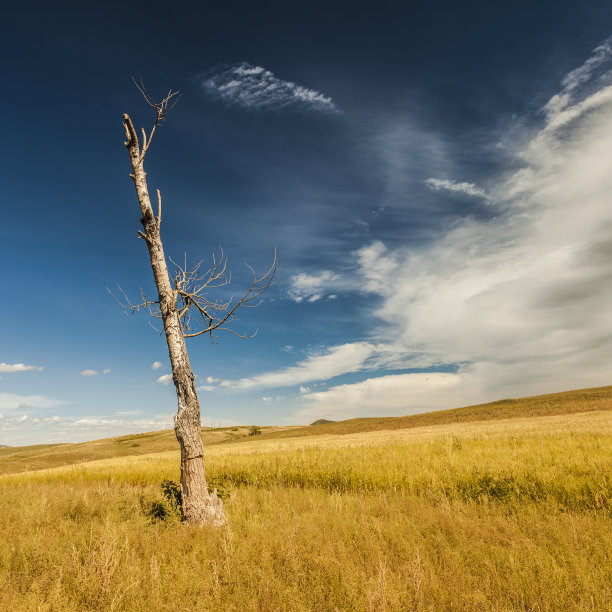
[[0, 388, 610, 610], [0, 426, 295, 476]]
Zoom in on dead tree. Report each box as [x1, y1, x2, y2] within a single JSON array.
[[119, 82, 276, 525]]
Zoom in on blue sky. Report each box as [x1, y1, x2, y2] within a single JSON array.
[[3, 1, 612, 444]]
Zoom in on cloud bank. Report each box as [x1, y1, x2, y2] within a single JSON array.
[[290, 38, 612, 421]]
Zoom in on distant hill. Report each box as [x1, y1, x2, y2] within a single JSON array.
[[1, 384, 611, 476]]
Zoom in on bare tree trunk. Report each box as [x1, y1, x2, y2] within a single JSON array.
[[123, 113, 225, 526]]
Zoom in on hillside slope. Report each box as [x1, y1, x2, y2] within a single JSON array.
[[250, 384, 612, 442], [0, 426, 294, 475], [1, 384, 611, 475]]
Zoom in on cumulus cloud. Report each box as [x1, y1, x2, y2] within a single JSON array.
[[0, 363, 43, 373], [198, 62, 339, 113], [80, 370, 97, 377], [156, 374, 173, 386], [264, 37, 612, 420], [333, 38, 612, 406], [424, 178, 489, 201], [151, 361, 163, 370], [196, 376, 220, 391]]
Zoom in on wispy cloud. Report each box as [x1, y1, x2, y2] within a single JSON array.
[[0, 363, 43, 373], [544, 36, 612, 118], [425, 178, 489, 201], [198, 62, 340, 113], [223, 342, 377, 389], [80, 370, 97, 377], [0, 393, 66, 410], [151, 361, 162, 371]]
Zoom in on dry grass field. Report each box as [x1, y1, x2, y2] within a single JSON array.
[[0, 387, 610, 610]]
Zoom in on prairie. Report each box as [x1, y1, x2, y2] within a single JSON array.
[[0, 388, 610, 610]]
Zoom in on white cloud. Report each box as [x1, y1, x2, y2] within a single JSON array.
[[225, 343, 378, 389], [196, 385, 215, 392], [156, 374, 173, 386], [205, 376, 220, 384], [336, 40, 612, 406], [0, 363, 43, 373], [355, 241, 400, 294], [288, 270, 340, 302], [151, 361, 163, 370], [103, 369, 111, 375], [273, 38, 612, 421], [299, 385, 310, 394], [199, 62, 339, 113], [425, 178, 489, 200], [80, 370, 97, 377]]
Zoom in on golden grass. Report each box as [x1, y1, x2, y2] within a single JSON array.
[[0, 409, 610, 610], [2, 384, 610, 477]]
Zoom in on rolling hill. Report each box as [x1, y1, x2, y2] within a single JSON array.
[[1, 384, 611, 476]]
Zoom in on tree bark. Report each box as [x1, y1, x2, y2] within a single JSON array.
[[123, 113, 225, 526]]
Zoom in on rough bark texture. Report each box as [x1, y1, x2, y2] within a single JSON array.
[[123, 113, 225, 526]]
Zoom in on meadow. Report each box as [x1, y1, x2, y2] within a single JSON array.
[[0, 388, 610, 610]]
